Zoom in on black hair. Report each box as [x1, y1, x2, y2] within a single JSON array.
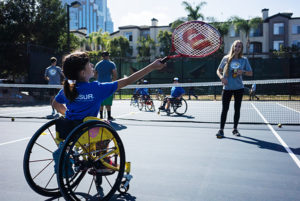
[[101, 51, 109, 57], [62, 52, 89, 102], [50, 57, 57, 64]]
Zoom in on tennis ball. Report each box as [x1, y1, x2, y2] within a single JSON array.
[[11, 117, 15, 122], [278, 123, 282, 128]]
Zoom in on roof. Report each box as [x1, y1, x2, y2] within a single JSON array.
[[264, 13, 293, 22]]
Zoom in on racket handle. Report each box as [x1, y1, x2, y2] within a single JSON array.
[[160, 56, 169, 64]]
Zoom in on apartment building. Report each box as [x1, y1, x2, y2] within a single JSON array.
[[110, 18, 171, 58], [110, 9, 300, 58], [224, 8, 300, 54]]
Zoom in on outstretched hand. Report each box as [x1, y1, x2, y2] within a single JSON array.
[[151, 59, 167, 70]]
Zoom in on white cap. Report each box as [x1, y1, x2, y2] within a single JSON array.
[[173, 77, 179, 81], [143, 80, 148, 83]]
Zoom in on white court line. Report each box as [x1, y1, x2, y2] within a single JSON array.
[[0, 111, 140, 146], [276, 103, 300, 114], [0, 137, 31, 146], [0, 107, 49, 115], [251, 103, 300, 169]]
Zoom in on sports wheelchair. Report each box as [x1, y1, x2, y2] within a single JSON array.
[[158, 97, 188, 116], [137, 95, 155, 112], [23, 116, 132, 200]]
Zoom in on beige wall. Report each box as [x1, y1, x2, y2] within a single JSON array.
[[289, 19, 300, 46]]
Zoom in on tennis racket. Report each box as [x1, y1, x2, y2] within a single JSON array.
[[161, 21, 221, 63]]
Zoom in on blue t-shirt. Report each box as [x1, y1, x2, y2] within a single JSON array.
[[95, 60, 116, 82], [137, 88, 149, 96], [218, 56, 252, 90], [171, 87, 185, 98], [45, 66, 63, 85], [55, 81, 118, 120]]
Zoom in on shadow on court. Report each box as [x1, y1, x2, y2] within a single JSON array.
[[44, 193, 136, 201], [110, 121, 128, 131], [225, 136, 300, 155]]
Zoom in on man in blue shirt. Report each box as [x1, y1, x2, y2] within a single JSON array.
[[159, 77, 185, 115], [44, 57, 64, 116], [94, 51, 117, 120]]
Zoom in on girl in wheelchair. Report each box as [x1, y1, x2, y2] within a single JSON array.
[[159, 77, 185, 115], [52, 52, 165, 175]]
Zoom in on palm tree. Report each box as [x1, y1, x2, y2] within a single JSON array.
[[211, 22, 231, 54], [182, 1, 207, 21], [157, 30, 172, 56], [231, 16, 263, 54]]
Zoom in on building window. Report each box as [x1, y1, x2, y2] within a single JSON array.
[[124, 32, 133, 41], [249, 42, 262, 53], [273, 23, 284, 35], [273, 40, 284, 50], [229, 26, 239, 37], [141, 30, 150, 39], [249, 24, 263, 37], [292, 40, 300, 48], [292, 25, 300, 34]]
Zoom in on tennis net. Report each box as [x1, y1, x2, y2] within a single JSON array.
[[0, 78, 299, 125]]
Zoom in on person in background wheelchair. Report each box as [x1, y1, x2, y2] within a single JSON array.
[[249, 83, 259, 101], [159, 77, 185, 115], [137, 79, 151, 102], [52, 52, 166, 172]]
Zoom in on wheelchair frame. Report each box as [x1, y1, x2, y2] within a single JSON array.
[[23, 117, 132, 200], [158, 97, 188, 116]]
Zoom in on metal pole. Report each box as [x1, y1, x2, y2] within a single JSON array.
[[67, 5, 70, 53]]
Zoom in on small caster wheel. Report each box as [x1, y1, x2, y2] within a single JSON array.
[[118, 179, 129, 194]]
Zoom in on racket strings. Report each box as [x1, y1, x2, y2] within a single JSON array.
[[173, 22, 221, 57]]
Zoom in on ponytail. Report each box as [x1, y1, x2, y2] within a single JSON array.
[[223, 53, 235, 77], [223, 40, 243, 77], [63, 80, 78, 102]]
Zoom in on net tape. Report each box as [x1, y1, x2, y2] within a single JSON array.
[[0, 78, 299, 90]]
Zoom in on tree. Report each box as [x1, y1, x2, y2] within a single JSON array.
[[136, 36, 156, 61], [170, 17, 187, 29], [157, 30, 172, 56], [182, 1, 207, 21], [34, 0, 68, 50], [170, 1, 206, 29], [108, 36, 132, 58], [0, 0, 80, 79], [231, 16, 263, 54], [207, 17, 231, 53]]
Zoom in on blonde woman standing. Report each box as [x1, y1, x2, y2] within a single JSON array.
[[216, 40, 253, 138]]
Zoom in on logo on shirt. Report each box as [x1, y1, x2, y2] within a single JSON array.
[[76, 94, 94, 101], [49, 69, 57, 76]]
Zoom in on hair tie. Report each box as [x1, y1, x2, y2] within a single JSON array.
[[68, 80, 76, 84]]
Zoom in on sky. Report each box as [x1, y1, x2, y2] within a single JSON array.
[[107, 0, 300, 31]]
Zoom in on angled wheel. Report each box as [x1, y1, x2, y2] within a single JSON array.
[[137, 97, 144, 111], [23, 119, 85, 197], [146, 99, 155, 112], [23, 119, 60, 197], [57, 120, 125, 201], [174, 98, 188, 116]]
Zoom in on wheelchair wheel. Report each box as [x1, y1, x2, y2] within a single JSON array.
[[130, 96, 137, 107], [174, 98, 188, 116], [146, 99, 155, 112], [23, 119, 84, 197], [137, 97, 144, 111], [57, 120, 126, 201]]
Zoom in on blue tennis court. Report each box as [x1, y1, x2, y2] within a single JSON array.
[[0, 100, 299, 201]]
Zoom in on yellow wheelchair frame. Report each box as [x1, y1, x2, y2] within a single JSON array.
[[23, 116, 132, 200]]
